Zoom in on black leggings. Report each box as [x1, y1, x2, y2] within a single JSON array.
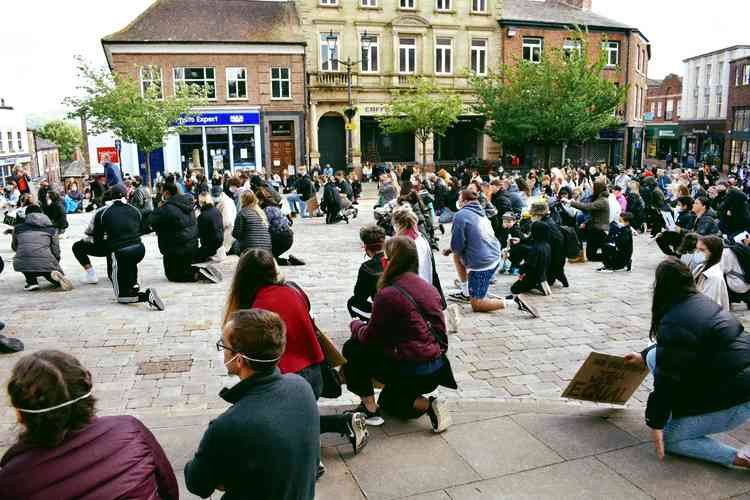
[[584, 228, 607, 262], [74, 239, 149, 303], [296, 363, 353, 435], [271, 230, 294, 258], [23, 272, 55, 285], [656, 230, 683, 257]]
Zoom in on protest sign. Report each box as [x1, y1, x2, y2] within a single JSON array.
[[562, 352, 649, 405]]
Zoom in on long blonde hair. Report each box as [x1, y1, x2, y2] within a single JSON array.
[[240, 190, 267, 225]]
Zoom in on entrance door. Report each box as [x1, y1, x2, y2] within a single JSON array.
[[318, 115, 346, 170], [270, 121, 296, 175]]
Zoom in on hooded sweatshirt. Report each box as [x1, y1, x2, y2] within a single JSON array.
[[148, 193, 199, 257], [11, 212, 61, 273], [451, 201, 501, 271]]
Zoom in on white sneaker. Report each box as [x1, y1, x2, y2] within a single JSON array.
[[541, 282, 552, 296], [51, 271, 74, 291], [446, 304, 462, 333], [426, 396, 452, 433], [83, 269, 98, 284]]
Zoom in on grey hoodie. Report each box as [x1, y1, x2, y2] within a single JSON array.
[[450, 201, 501, 271]]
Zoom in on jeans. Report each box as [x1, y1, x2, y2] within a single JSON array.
[[287, 193, 307, 217], [647, 348, 750, 466]]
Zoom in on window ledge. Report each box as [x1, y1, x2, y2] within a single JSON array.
[[318, 3, 342, 8], [397, 7, 417, 11], [358, 5, 383, 10], [434, 9, 456, 14], [271, 97, 293, 101], [227, 97, 249, 101], [470, 11, 491, 16]]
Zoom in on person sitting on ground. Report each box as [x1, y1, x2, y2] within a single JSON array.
[[497, 212, 523, 274], [348, 225, 388, 321], [11, 205, 73, 292], [257, 187, 303, 266], [185, 309, 319, 499], [343, 236, 457, 430], [624, 259, 750, 470], [529, 201, 568, 288], [0, 350, 178, 499], [335, 170, 354, 203], [721, 231, 750, 309], [378, 174, 398, 206], [510, 221, 552, 299], [147, 183, 221, 284], [191, 192, 224, 281], [231, 190, 272, 255], [392, 205, 439, 289], [211, 185, 236, 260], [694, 235, 730, 311], [73, 186, 164, 309], [599, 212, 634, 272], [676, 232, 703, 273], [321, 177, 348, 224], [655, 196, 695, 256], [718, 185, 750, 239], [692, 196, 722, 236], [223, 250, 369, 465], [64, 181, 84, 214]]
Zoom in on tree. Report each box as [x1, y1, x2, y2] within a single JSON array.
[[64, 57, 207, 186], [377, 77, 463, 168], [470, 31, 628, 170], [36, 120, 82, 162]]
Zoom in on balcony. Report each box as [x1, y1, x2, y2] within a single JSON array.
[[312, 72, 355, 88]]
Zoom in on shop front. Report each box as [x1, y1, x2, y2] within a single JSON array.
[[645, 125, 680, 162], [435, 116, 484, 163], [0, 154, 32, 186], [729, 131, 750, 167], [175, 109, 262, 177], [679, 121, 727, 168]]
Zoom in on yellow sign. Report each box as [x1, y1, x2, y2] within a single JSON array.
[[345, 122, 357, 131]]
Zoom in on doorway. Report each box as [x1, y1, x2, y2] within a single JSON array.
[[318, 115, 346, 170], [270, 121, 296, 175]]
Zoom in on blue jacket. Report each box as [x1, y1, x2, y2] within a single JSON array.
[[104, 162, 123, 187], [450, 201, 501, 270]]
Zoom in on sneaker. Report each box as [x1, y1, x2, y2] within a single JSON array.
[[426, 396, 452, 433], [514, 295, 539, 318], [83, 268, 98, 284], [510, 268, 520, 276], [317, 461, 326, 481], [541, 281, 552, 296], [448, 291, 471, 304], [147, 288, 165, 311], [198, 264, 223, 283], [288, 254, 306, 266], [0, 321, 4, 331], [50, 271, 74, 291], [453, 279, 465, 289], [345, 404, 384, 427], [345, 412, 369, 455], [24, 283, 40, 291]]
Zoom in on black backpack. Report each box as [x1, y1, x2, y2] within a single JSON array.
[[729, 244, 750, 284], [560, 225, 582, 259]]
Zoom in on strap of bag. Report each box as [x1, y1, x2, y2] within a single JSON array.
[[391, 284, 448, 350]]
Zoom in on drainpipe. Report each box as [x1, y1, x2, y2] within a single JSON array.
[[624, 31, 631, 168]]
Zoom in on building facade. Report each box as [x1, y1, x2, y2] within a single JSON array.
[[298, 0, 503, 170], [31, 135, 61, 185], [680, 45, 750, 167], [100, 0, 306, 182], [499, 0, 650, 169], [644, 73, 682, 165], [0, 98, 33, 187], [727, 56, 750, 167]]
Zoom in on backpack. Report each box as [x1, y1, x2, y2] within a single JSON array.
[[729, 244, 750, 284], [560, 225, 582, 259]]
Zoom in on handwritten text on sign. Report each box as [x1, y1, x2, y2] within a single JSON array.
[[562, 352, 649, 405]]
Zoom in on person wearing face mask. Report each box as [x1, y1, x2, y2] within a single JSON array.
[[655, 197, 695, 257], [185, 309, 319, 499], [675, 232, 704, 273], [694, 235, 730, 311]]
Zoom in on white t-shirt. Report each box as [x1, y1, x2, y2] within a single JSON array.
[[415, 235, 434, 285]]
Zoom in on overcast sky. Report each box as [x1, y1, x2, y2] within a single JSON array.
[[2, 0, 748, 116]]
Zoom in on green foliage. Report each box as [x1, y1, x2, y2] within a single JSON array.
[[378, 77, 463, 165], [470, 31, 628, 156], [36, 120, 82, 162]]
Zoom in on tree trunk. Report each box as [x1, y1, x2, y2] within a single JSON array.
[[421, 137, 427, 170], [544, 143, 551, 173], [145, 150, 152, 188], [561, 142, 567, 167]]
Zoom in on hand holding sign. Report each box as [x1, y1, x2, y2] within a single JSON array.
[[562, 352, 649, 405]]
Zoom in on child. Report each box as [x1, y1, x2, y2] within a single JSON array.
[[496, 212, 522, 273], [599, 212, 634, 272]]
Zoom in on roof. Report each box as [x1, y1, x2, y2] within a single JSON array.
[[60, 160, 87, 178], [35, 137, 58, 151], [647, 78, 662, 87], [501, 0, 636, 32], [683, 45, 750, 63], [102, 0, 304, 45]]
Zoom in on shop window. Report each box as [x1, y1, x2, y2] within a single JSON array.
[[226, 68, 248, 100], [179, 129, 204, 174], [206, 127, 229, 175], [232, 126, 256, 169], [140, 66, 163, 99], [173, 67, 216, 99], [271, 67, 291, 99], [523, 37, 543, 64]]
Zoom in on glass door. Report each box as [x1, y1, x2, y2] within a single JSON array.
[[205, 126, 230, 177], [179, 129, 204, 176]]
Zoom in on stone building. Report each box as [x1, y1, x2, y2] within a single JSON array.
[[727, 56, 750, 167], [101, 0, 306, 181], [297, 0, 503, 170], [644, 74, 682, 165], [499, 0, 651, 169], [0, 98, 33, 186]]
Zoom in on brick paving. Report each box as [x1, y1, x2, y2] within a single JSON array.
[[1, 183, 750, 449]]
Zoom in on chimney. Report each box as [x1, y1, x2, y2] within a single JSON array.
[[547, 0, 592, 10], [73, 147, 81, 161]]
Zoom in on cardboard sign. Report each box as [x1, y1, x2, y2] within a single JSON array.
[[562, 352, 649, 405]]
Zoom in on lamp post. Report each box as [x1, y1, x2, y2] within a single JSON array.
[[326, 30, 372, 171]]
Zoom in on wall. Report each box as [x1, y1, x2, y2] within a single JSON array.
[[681, 47, 750, 122], [725, 57, 750, 165], [646, 74, 682, 123]]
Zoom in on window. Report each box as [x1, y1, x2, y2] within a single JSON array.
[[173, 67, 216, 99], [563, 39, 582, 60], [320, 33, 339, 72], [361, 0, 377, 6], [0, 133, 3, 153], [400, 0, 415, 7], [435, 37, 452, 75], [17, 132, 22, 151], [650, 102, 655, 114], [705, 64, 712, 86], [666, 99, 674, 120], [677, 99, 682, 117], [522, 37, 543, 63], [656, 101, 662, 118], [271, 67, 291, 99], [399, 37, 416, 74], [694, 67, 700, 88], [319, 0, 337, 4], [637, 47, 642, 72], [745, 65, 750, 85], [737, 65, 744, 87], [472, 0, 487, 12], [704, 97, 710, 118], [226, 68, 248, 100], [717, 93, 723, 114], [734, 108, 750, 132], [436, 0, 451, 11], [717, 62, 724, 84], [470, 39, 487, 75], [7, 131, 14, 152], [602, 41, 619, 67], [361, 35, 379, 73], [139, 66, 162, 98]]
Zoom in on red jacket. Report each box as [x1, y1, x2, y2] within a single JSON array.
[[253, 284, 325, 374], [0, 415, 178, 500], [351, 273, 444, 362]]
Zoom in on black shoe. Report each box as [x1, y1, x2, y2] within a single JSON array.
[[426, 396, 452, 433], [345, 404, 384, 426], [0, 321, 4, 331], [288, 255, 306, 266], [439, 224, 446, 235], [514, 295, 539, 318], [317, 461, 326, 481], [276, 257, 290, 266], [198, 264, 223, 283], [448, 291, 471, 304], [147, 288, 165, 311], [626, 261, 632, 272], [345, 412, 369, 454]]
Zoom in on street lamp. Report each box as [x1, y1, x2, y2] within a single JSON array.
[[326, 30, 372, 170]]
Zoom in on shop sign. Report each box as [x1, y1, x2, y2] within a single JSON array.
[[0, 155, 31, 167], [97, 147, 119, 164], [177, 111, 261, 127]]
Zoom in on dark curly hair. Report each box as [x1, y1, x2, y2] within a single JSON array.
[[8, 350, 96, 448]]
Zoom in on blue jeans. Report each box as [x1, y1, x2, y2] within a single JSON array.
[[287, 193, 307, 217], [647, 348, 750, 466]]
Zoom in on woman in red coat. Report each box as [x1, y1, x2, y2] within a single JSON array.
[[343, 236, 457, 432], [0, 350, 178, 499]]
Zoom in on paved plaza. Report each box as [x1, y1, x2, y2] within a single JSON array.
[[0, 184, 748, 498]]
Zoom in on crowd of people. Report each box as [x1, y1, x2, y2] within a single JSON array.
[[0, 156, 749, 498]]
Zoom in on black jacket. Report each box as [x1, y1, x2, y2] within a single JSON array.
[[643, 293, 750, 429], [44, 198, 69, 231], [336, 179, 354, 200], [295, 176, 314, 201], [719, 188, 750, 236], [675, 210, 695, 231], [197, 205, 224, 256], [491, 190, 513, 218], [694, 210, 721, 236], [496, 224, 523, 249], [93, 201, 143, 253], [184, 369, 319, 500], [148, 194, 199, 257], [321, 183, 342, 212], [540, 215, 565, 276], [352, 252, 387, 305]]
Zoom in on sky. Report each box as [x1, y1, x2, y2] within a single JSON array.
[[2, 0, 749, 117]]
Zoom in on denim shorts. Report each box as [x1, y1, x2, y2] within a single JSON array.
[[468, 265, 498, 300]]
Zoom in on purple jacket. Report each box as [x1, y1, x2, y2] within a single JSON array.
[[351, 273, 445, 362], [0, 415, 178, 500]]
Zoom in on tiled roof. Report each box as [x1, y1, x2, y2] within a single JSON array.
[[102, 0, 303, 44], [61, 160, 87, 178], [35, 137, 58, 151], [501, 0, 633, 30]]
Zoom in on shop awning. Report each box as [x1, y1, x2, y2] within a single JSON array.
[[646, 125, 680, 139]]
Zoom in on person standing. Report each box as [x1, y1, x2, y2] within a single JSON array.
[[185, 309, 319, 499], [563, 180, 610, 262], [102, 154, 123, 188], [12, 166, 31, 196]]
